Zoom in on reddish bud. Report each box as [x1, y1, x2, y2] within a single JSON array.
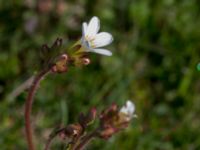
[[99, 102, 132, 134], [100, 103, 118, 126], [59, 130, 67, 140], [61, 54, 68, 60], [90, 107, 97, 120], [78, 107, 97, 128], [69, 124, 83, 137], [98, 127, 116, 139], [59, 124, 83, 140], [51, 54, 68, 73], [82, 58, 91, 65]]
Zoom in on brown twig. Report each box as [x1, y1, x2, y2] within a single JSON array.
[[25, 69, 50, 150]]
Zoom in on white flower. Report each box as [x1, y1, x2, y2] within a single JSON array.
[[120, 100, 136, 121], [81, 16, 113, 56]]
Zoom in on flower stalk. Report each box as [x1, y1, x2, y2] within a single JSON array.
[[25, 69, 50, 150], [44, 128, 66, 150], [74, 130, 98, 150]]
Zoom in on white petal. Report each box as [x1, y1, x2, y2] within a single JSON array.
[[126, 100, 135, 115], [120, 106, 129, 114], [91, 48, 112, 56], [82, 22, 87, 36], [86, 16, 100, 37], [93, 32, 113, 48]]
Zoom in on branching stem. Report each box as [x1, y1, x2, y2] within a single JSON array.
[[74, 131, 98, 150], [44, 128, 66, 150]]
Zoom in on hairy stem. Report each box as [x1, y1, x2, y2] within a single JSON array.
[[74, 131, 97, 150], [25, 70, 50, 150], [44, 128, 65, 150], [44, 135, 56, 150]]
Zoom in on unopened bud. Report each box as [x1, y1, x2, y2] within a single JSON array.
[[78, 107, 97, 128], [82, 58, 90, 65], [90, 107, 97, 121], [100, 103, 118, 122], [61, 54, 68, 60], [51, 65, 58, 73], [98, 127, 116, 139], [59, 130, 67, 140], [69, 124, 83, 137], [59, 124, 83, 140], [51, 54, 68, 73]]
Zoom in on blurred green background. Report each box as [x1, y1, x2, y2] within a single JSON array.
[[0, 0, 200, 149]]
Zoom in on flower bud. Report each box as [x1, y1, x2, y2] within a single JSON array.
[[98, 127, 116, 139], [99, 103, 118, 128], [78, 107, 97, 128], [59, 124, 83, 140], [51, 54, 68, 73], [97, 101, 136, 140], [119, 100, 136, 122], [81, 58, 90, 65]]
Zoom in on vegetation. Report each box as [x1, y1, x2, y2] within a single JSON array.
[[0, 0, 200, 149]]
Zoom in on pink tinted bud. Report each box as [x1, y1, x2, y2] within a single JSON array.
[[61, 54, 68, 60], [69, 124, 83, 137], [90, 107, 97, 120], [51, 54, 69, 73], [99, 127, 116, 139], [78, 107, 97, 128], [59, 131, 67, 140], [110, 103, 118, 112], [82, 58, 90, 65], [51, 65, 58, 73]]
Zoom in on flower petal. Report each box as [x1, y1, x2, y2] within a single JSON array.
[[93, 32, 113, 48], [91, 48, 112, 56], [126, 100, 135, 115], [82, 22, 87, 36], [86, 16, 100, 37], [120, 106, 129, 114]]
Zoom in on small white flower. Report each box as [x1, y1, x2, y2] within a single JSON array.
[[120, 100, 136, 121], [81, 16, 113, 56]]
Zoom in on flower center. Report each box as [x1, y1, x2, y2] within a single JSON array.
[[85, 35, 96, 48]]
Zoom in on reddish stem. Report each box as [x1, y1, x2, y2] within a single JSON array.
[[44, 128, 65, 150], [44, 135, 55, 150], [74, 131, 97, 150], [25, 70, 50, 150]]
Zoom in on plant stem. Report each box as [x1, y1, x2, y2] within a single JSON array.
[[44, 134, 58, 150], [25, 69, 50, 150], [44, 137, 53, 150], [74, 131, 97, 150], [44, 128, 65, 150]]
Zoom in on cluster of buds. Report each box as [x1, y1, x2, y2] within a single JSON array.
[[47, 101, 136, 150], [59, 107, 97, 139], [40, 38, 91, 74], [98, 100, 136, 139]]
